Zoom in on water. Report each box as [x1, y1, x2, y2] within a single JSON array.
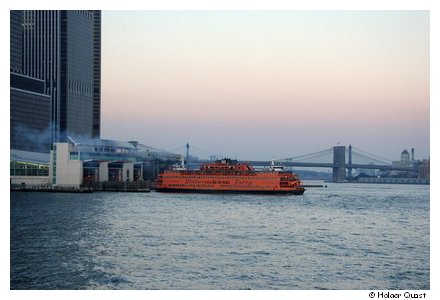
[[10, 182, 430, 289]]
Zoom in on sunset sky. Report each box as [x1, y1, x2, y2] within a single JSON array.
[[100, 10, 429, 161]]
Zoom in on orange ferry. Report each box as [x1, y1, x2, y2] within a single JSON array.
[[155, 158, 305, 195]]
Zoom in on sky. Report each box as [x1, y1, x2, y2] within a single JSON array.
[[100, 10, 429, 161]]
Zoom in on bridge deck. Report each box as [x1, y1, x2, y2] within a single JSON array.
[[242, 161, 417, 172]]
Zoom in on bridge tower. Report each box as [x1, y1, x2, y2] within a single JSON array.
[[347, 144, 353, 179], [186, 143, 190, 163], [333, 146, 346, 182]]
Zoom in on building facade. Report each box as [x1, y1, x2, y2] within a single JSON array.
[[49, 139, 181, 188], [11, 137, 181, 189], [419, 159, 430, 179], [10, 10, 101, 153], [400, 149, 410, 168]]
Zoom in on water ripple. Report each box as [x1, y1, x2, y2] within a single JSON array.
[[10, 182, 429, 289]]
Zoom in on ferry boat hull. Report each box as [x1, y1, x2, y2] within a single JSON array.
[[155, 187, 305, 195]]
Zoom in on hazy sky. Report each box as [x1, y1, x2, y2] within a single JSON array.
[[101, 10, 429, 161]]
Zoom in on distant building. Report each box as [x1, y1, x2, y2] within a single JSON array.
[[392, 149, 413, 169], [400, 149, 410, 168], [10, 10, 101, 153], [419, 159, 430, 179], [388, 148, 431, 180], [356, 163, 376, 177]]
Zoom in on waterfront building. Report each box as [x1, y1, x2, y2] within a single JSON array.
[[400, 149, 410, 168], [354, 163, 376, 177], [49, 139, 180, 188], [11, 138, 180, 188], [392, 149, 414, 169], [10, 10, 101, 153], [419, 159, 430, 179]]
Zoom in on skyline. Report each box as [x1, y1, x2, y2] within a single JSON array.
[[100, 10, 429, 161]]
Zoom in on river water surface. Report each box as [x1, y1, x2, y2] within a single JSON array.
[[10, 182, 429, 289]]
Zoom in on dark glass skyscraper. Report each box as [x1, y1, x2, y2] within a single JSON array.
[[10, 10, 101, 153]]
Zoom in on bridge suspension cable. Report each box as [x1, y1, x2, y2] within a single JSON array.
[[190, 145, 217, 157], [170, 145, 186, 153], [171, 143, 217, 158], [351, 147, 392, 165], [351, 151, 388, 165], [169, 144, 393, 165]]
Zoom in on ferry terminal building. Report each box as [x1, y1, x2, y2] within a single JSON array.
[[10, 138, 180, 189]]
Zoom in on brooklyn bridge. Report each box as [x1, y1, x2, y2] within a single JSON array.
[[175, 144, 419, 182]]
